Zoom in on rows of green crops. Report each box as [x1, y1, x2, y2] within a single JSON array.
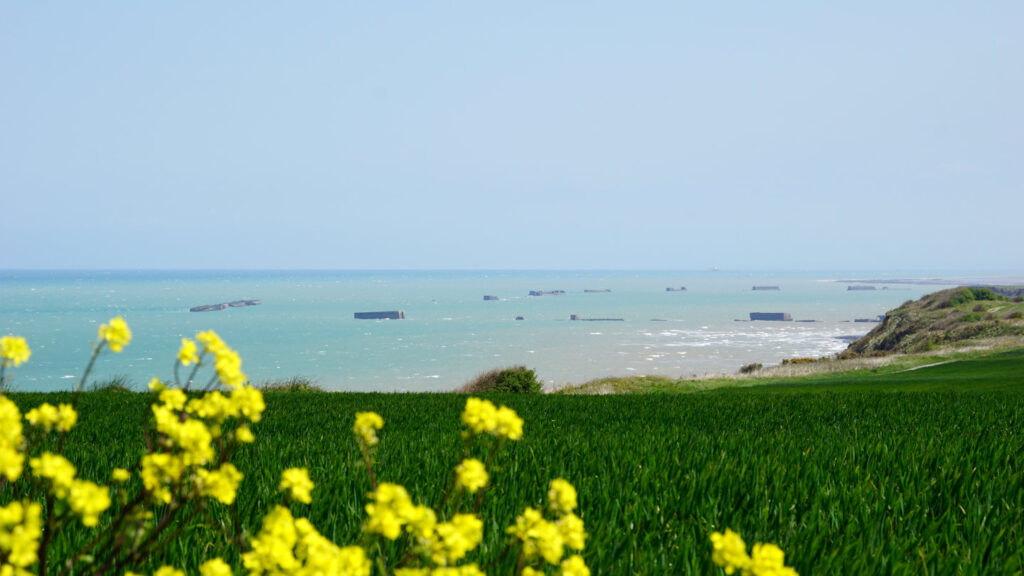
[[5, 387, 1024, 574]]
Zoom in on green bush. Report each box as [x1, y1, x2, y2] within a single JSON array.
[[459, 365, 542, 394], [946, 288, 976, 307], [969, 287, 998, 301]]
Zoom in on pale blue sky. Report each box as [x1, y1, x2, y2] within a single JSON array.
[[2, 2, 1021, 271]]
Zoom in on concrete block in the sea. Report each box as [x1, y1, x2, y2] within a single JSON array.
[[749, 312, 792, 321], [190, 299, 261, 312], [354, 310, 406, 320]]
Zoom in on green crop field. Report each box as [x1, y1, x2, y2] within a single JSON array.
[[4, 350, 1024, 574]]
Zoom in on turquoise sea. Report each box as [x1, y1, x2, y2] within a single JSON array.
[[0, 270, 1003, 392]]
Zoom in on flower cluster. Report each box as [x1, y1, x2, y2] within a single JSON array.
[[0, 396, 25, 481], [507, 478, 588, 574], [0, 335, 31, 369], [0, 390, 110, 576], [460, 397, 523, 440], [25, 402, 77, 433], [24, 421, 112, 528], [710, 529, 799, 576], [243, 503, 371, 576], [353, 411, 384, 448], [97, 316, 132, 353], [194, 331, 247, 388], [279, 467, 315, 504], [454, 458, 488, 494], [0, 500, 42, 575], [138, 331, 264, 509], [362, 481, 487, 574], [364, 482, 436, 541], [354, 410, 499, 575]]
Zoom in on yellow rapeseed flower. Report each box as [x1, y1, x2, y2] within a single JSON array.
[[748, 542, 799, 576], [159, 388, 188, 412], [244, 505, 370, 576], [353, 411, 384, 447], [153, 567, 186, 576], [494, 406, 523, 440], [186, 390, 237, 424], [461, 398, 497, 435], [0, 396, 25, 481], [196, 330, 226, 354], [561, 554, 591, 576], [279, 467, 315, 504], [507, 507, 564, 565], [294, 519, 372, 575], [461, 398, 524, 440], [548, 478, 578, 514], [178, 337, 199, 366], [364, 482, 416, 540], [430, 513, 483, 565], [29, 452, 76, 497], [97, 316, 132, 352], [66, 479, 111, 527], [140, 453, 185, 504], [198, 558, 233, 576], [25, 403, 58, 430], [196, 463, 244, 505], [152, 406, 214, 467], [214, 347, 247, 388], [111, 468, 131, 482], [0, 500, 43, 569], [0, 396, 24, 445], [243, 505, 300, 573], [0, 445, 26, 482], [230, 385, 265, 423], [556, 512, 587, 551], [26, 403, 77, 433], [235, 425, 255, 443], [710, 529, 752, 575], [455, 458, 488, 494], [0, 335, 31, 368], [56, 403, 77, 431]]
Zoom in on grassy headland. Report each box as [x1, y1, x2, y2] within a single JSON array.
[[559, 285, 1024, 395]]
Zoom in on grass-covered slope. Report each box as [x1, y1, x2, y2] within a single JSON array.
[[743, 347, 1024, 393], [840, 286, 1024, 357]]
